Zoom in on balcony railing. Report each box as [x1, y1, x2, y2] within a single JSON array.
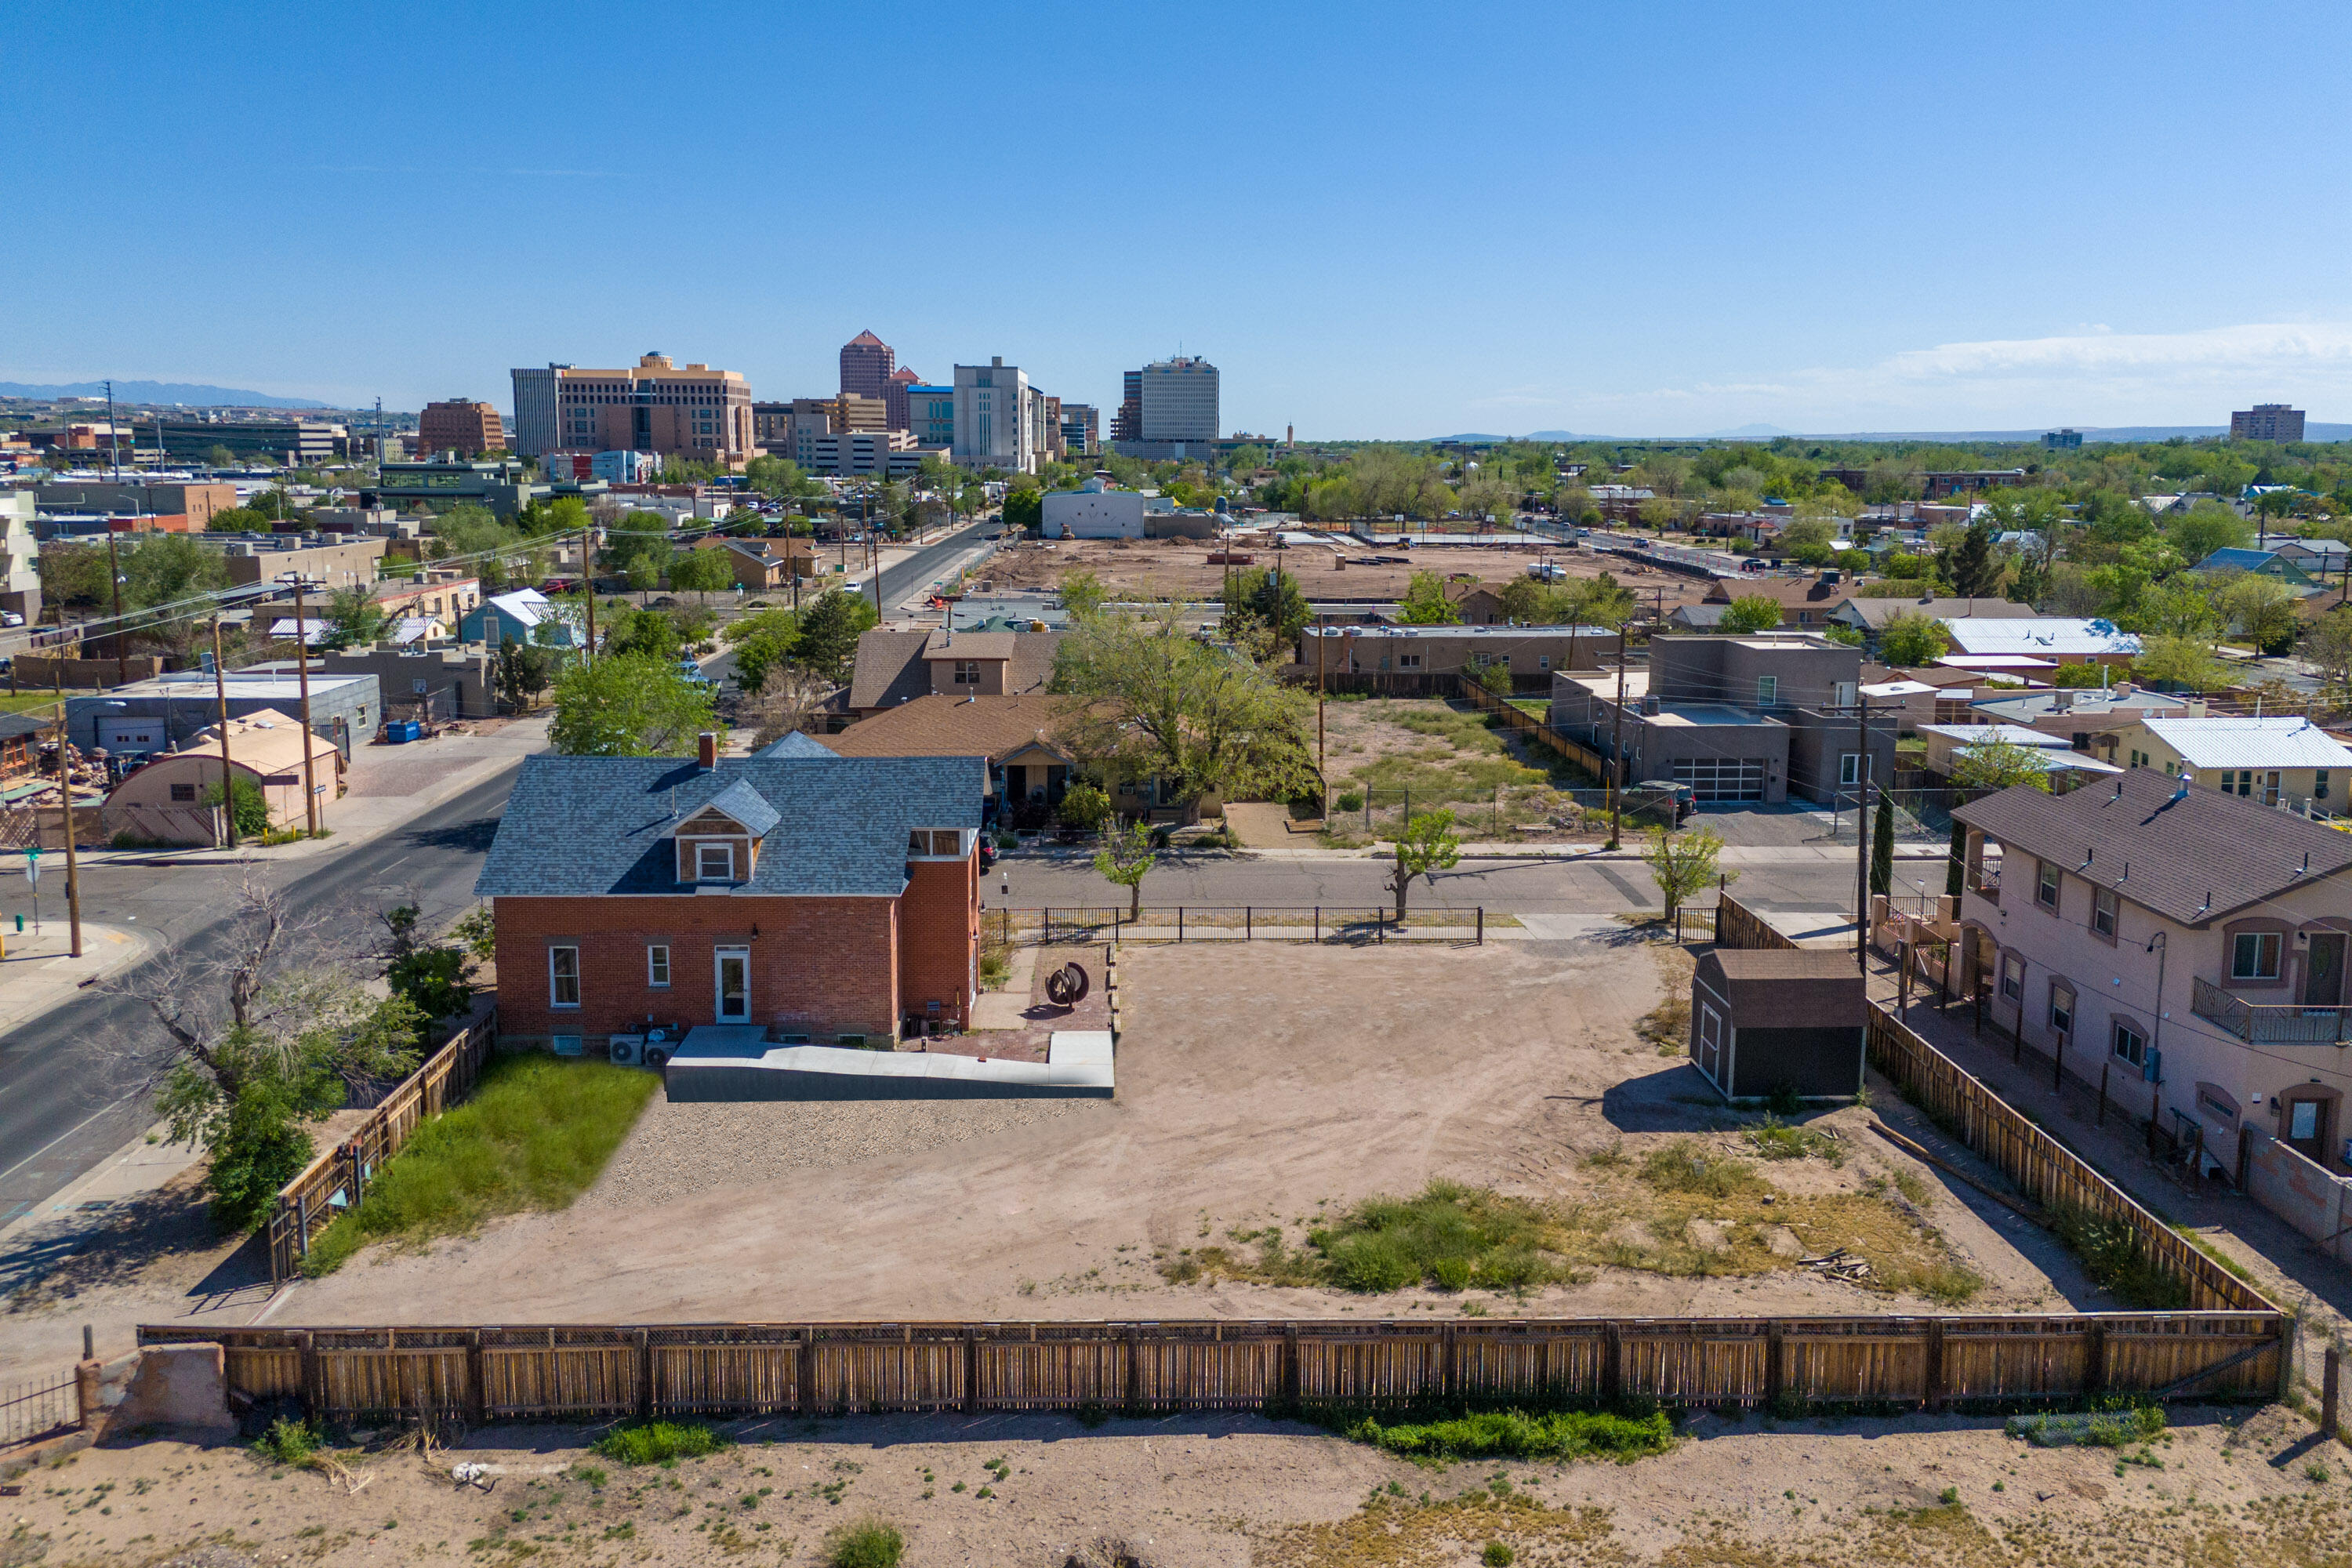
[[2192, 975, 2352, 1044]]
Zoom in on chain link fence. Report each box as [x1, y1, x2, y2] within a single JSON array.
[[1317, 783, 1679, 846]]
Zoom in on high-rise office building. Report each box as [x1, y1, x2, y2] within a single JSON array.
[[884, 366, 920, 434], [953, 358, 1036, 473], [510, 354, 754, 462], [1139, 357, 1219, 442], [1112, 370, 1142, 442], [417, 399, 506, 458], [1060, 403, 1099, 458], [840, 331, 895, 401], [2230, 404, 2307, 442], [906, 384, 955, 449], [2043, 428, 2082, 450]]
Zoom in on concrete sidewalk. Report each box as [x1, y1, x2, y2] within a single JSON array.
[[1000, 839, 1950, 866], [0, 920, 158, 1037]]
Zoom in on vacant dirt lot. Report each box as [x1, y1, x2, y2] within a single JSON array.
[[980, 533, 1709, 610], [11, 1399, 2349, 1568], [249, 938, 2078, 1327]]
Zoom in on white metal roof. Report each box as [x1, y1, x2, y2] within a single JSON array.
[[1944, 618, 2141, 656], [1918, 724, 2075, 750], [2140, 717, 2352, 770]]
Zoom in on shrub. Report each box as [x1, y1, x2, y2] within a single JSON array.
[[1057, 782, 1111, 832], [1483, 1544, 1515, 1567], [592, 1419, 730, 1465], [1334, 789, 1365, 813], [2048, 1203, 2190, 1310], [1344, 1407, 1673, 1462], [252, 1416, 323, 1467], [1639, 1141, 1763, 1200], [825, 1517, 905, 1568]]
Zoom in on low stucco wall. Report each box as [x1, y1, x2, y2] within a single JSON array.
[[2244, 1124, 2352, 1265]]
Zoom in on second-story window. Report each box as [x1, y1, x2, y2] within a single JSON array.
[[2036, 860, 2061, 911], [953, 660, 980, 685], [2092, 886, 2118, 937], [697, 843, 735, 882], [1756, 675, 1777, 706], [2233, 931, 2282, 980]]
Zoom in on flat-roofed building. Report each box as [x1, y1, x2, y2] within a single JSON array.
[[510, 354, 753, 465], [2231, 404, 2306, 442], [417, 399, 506, 457]]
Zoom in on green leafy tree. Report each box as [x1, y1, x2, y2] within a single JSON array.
[[380, 905, 474, 1021], [1722, 595, 1784, 633], [1643, 824, 1733, 921], [601, 510, 674, 580], [1397, 570, 1461, 624], [1949, 736, 2054, 793], [320, 586, 387, 652], [1870, 793, 1895, 898], [495, 636, 558, 710], [1876, 610, 1951, 667], [2133, 634, 2230, 694], [721, 608, 800, 696], [451, 906, 497, 963], [1052, 601, 1314, 806], [2049, 661, 2109, 688], [1947, 816, 1966, 898], [1058, 568, 1108, 620], [1002, 486, 1044, 534], [205, 505, 270, 533], [2213, 571, 2301, 655], [1058, 780, 1112, 832], [1386, 808, 1464, 920], [204, 443, 236, 467], [201, 775, 270, 838], [1091, 815, 1156, 918], [794, 588, 879, 682], [549, 652, 720, 757], [2168, 502, 2252, 564], [667, 545, 731, 603]]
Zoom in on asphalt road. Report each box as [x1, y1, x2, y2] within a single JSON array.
[[702, 518, 1001, 690], [0, 767, 521, 1229]]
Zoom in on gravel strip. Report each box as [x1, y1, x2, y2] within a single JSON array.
[[586, 1096, 1098, 1207]]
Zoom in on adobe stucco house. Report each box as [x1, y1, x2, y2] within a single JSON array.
[[1952, 771, 2352, 1176], [477, 731, 985, 1050], [103, 708, 345, 844]]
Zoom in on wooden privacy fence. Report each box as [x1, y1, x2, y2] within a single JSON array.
[[1455, 676, 1611, 780], [1714, 894, 1798, 953], [267, 1016, 495, 1287], [1864, 1005, 2277, 1316], [142, 1313, 2285, 1425]]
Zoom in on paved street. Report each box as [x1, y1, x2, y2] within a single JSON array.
[[0, 767, 519, 1229]]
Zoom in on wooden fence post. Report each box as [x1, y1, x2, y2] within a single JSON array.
[[2083, 1322, 2107, 1398], [634, 1328, 652, 1420], [1442, 1323, 1457, 1402], [1477, 908, 1484, 945], [1924, 1319, 1947, 1411], [797, 1330, 816, 1417], [964, 1329, 981, 1414], [466, 1330, 486, 1425], [1283, 1324, 1301, 1410], [2325, 1347, 2341, 1440], [1178, 907, 1185, 943], [1125, 1327, 1144, 1414], [1602, 1321, 1623, 1405], [299, 1331, 320, 1420], [1764, 1322, 1784, 1408]]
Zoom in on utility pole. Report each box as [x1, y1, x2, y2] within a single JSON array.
[[1316, 612, 1327, 786], [49, 668, 82, 958], [211, 615, 237, 850], [1606, 634, 1628, 851], [104, 379, 121, 481], [105, 528, 127, 687], [1853, 693, 1871, 972], [280, 574, 322, 836]]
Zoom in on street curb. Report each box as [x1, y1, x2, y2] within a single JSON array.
[[0, 922, 162, 1039]]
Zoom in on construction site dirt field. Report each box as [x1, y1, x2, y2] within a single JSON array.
[[979, 534, 1712, 609], [243, 938, 2082, 1329], [12, 1398, 2349, 1567]]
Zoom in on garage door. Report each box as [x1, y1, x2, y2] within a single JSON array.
[[1671, 758, 1765, 801]]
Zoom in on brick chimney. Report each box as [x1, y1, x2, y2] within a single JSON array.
[[697, 732, 718, 770]]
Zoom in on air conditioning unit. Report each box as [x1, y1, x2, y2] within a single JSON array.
[[642, 1027, 672, 1070], [608, 1034, 644, 1067]]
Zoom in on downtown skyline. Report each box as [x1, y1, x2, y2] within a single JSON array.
[[5, 0, 2348, 439]]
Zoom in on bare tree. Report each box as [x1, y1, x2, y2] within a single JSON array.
[[737, 667, 837, 750]]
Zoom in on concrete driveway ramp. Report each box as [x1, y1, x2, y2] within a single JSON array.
[[663, 1027, 1113, 1102]]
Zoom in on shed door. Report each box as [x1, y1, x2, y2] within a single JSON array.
[[1697, 1003, 1723, 1085]]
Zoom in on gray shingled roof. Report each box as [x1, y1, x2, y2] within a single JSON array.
[[0, 712, 55, 741], [698, 777, 783, 838], [755, 731, 839, 760], [1952, 769, 2352, 927], [474, 753, 984, 899]]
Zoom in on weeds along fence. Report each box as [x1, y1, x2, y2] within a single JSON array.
[[1709, 893, 2279, 1322], [999, 906, 1486, 946], [142, 1312, 2285, 1425], [1454, 674, 1610, 782], [267, 1014, 496, 1287]]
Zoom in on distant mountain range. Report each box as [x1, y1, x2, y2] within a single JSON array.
[[1425, 423, 2350, 445], [0, 380, 331, 409]]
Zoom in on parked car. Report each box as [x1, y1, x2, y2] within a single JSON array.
[[1632, 779, 1695, 824], [0, 612, 22, 627]]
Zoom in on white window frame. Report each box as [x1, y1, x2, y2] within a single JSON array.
[[713, 946, 751, 1023], [2092, 885, 2118, 937], [648, 944, 671, 989], [1756, 675, 1777, 706], [2111, 1018, 2146, 1066], [2049, 983, 2074, 1039], [695, 842, 735, 882], [1839, 753, 1863, 788], [2232, 931, 2282, 980], [1999, 953, 2024, 1004], [2036, 859, 2060, 910], [549, 945, 581, 1009]]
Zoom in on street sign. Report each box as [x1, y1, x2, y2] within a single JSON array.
[[24, 851, 39, 888]]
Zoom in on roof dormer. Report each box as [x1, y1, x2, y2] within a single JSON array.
[[672, 779, 780, 886]]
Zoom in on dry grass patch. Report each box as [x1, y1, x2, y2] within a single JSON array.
[[1156, 1151, 1983, 1305], [1260, 1494, 1621, 1568]]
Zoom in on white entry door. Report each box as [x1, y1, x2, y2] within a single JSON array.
[[714, 946, 750, 1022]]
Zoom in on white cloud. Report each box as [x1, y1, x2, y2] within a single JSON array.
[[1882, 321, 2352, 381]]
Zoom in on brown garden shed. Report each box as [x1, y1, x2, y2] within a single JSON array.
[[1690, 948, 1867, 1103]]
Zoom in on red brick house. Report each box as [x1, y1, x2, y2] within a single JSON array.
[[476, 731, 985, 1051]]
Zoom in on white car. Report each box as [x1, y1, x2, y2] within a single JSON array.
[[0, 612, 22, 628]]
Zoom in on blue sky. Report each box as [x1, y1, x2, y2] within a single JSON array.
[[7, 1, 2350, 438]]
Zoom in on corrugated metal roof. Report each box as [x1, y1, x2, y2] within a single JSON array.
[[1944, 618, 2140, 656], [2140, 717, 2352, 770]]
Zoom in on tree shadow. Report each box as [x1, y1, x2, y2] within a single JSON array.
[[0, 1178, 263, 1309], [398, 816, 499, 855]]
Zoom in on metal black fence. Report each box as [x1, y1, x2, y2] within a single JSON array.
[[0, 1372, 78, 1450], [999, 906, 1486, 946]]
